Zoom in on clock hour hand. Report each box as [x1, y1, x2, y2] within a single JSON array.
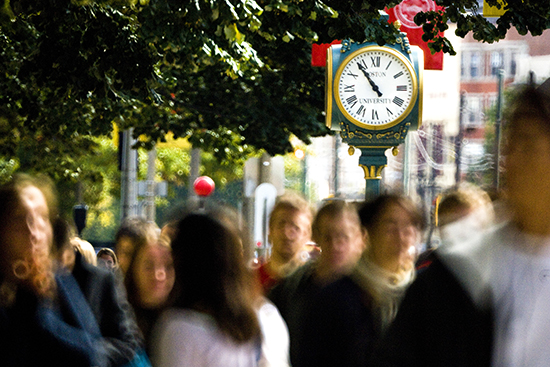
[[357, 63, 383, 97]]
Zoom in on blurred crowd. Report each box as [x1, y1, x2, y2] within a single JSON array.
[[2, 83, 550, 367]]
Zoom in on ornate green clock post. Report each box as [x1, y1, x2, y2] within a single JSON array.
[[326, 33, 423, 200]]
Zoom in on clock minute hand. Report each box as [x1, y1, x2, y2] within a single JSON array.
[[358, 64, 383, 97]]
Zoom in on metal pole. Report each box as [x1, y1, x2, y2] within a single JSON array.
[[455, 92, 465, 186], [359, 148, 387, 201], [494, 69, 504, 190], [365, 179, 381, 201], [121, 129, 139, 220], [188, 147, 201, 204], [403, 134, 412, 196], [144, 147, 156, 221], [334, 135, 340, 197]]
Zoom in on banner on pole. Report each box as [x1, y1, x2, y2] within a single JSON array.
[[386, 0, 444, 70], [311, 40, 341, 67]]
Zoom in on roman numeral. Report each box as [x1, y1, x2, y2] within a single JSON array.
[[386, 61, 392, 70], [372, 109, 379, 120], [346, 95, 358, 108], [393, 71, 404, 79], [396, 85, 407, 91], [344, 85, 355, 93], [386, 107, 394, 116], [357, 105, 365, 117], [346, 72, 358, 79], [346, 95, 358, 104], [371, 56, 380, 67], [393, 96, 404, 107], [358, 59, 368, 70]]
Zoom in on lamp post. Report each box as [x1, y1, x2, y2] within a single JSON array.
[[455, 92, 466, 186], [494, 69, 504, 190]]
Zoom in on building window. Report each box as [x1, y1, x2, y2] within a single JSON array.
[[491, 51, 503, 76], [467, 97, 482, 127], [470, 53, 481, 78], [461, 52, 466, 77], [510, 53, 517, 76]]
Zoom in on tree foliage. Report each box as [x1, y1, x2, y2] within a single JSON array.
[[419, 0, 550, 55], [2, 0, 550, 197]]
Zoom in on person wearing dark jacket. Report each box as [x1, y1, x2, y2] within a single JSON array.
[[271, 195, 423, 367], [369, 252, 493, 367], [269, 200, 368, 367], [0, 174, 106, 366], [54, 218, 145, 367], [370, 84, 550, 367], [72, 251, 144, 366]]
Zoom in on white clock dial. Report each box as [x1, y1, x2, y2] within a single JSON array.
[[335, 46, 418, 130]]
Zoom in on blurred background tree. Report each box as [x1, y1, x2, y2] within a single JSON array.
[[2, 0, 549, 240]]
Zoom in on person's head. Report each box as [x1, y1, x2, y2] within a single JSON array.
[[115, 217, 159, 275], [0, 173, 58, 301], [52, 217, 80, 271], [503, 85, 550, 234], [97, 248, 118, 271], [312, 200, 366, 281], [436, 183, 494, 228], [170, 211, 260, 343], [71, 237, 97, 266], [124, 237, 174, 310], [159, 220, 178, 244], [268, 192, 314, 263], [359, 194, 424, 273]]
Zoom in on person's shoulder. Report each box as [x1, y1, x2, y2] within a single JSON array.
[[320, 275, 358, 294], [318, 275, 369, 309], [159, 308, 216, 329], [267, 261, 316, 308], [278, 261, 316, 290], [415, 248, 436, 273], [432, 221, 507, 305]]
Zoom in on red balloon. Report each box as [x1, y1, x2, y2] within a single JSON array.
[[193, 176, 215, 197]]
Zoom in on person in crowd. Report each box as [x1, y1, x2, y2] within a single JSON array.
[[435, 183, 494, 229], [269, 200, 369, 367], [53, 217, 145, 367], [0, 173, 106, 366], [351, 194, 424, 334], [114, 217, 160, 275], [257, 192, 314, 293], [72, 236, 98, 266], [97, 248, 119, 272], [416, 183, 495, 271], [152, 210, 290, 367], [369, 84, 550, 366], [159, 219, 178, 244], [124, 235, 175, 355]]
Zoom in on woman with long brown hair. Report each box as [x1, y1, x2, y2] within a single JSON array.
[[152, 209, 289, 367], [124, 235, 175, 355], [0, 174, 105, 366]]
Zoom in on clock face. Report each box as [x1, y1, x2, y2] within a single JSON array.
[[335, 46, 418, 130]]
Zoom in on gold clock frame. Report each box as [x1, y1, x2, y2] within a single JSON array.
[[327, 45, 420, 131]]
